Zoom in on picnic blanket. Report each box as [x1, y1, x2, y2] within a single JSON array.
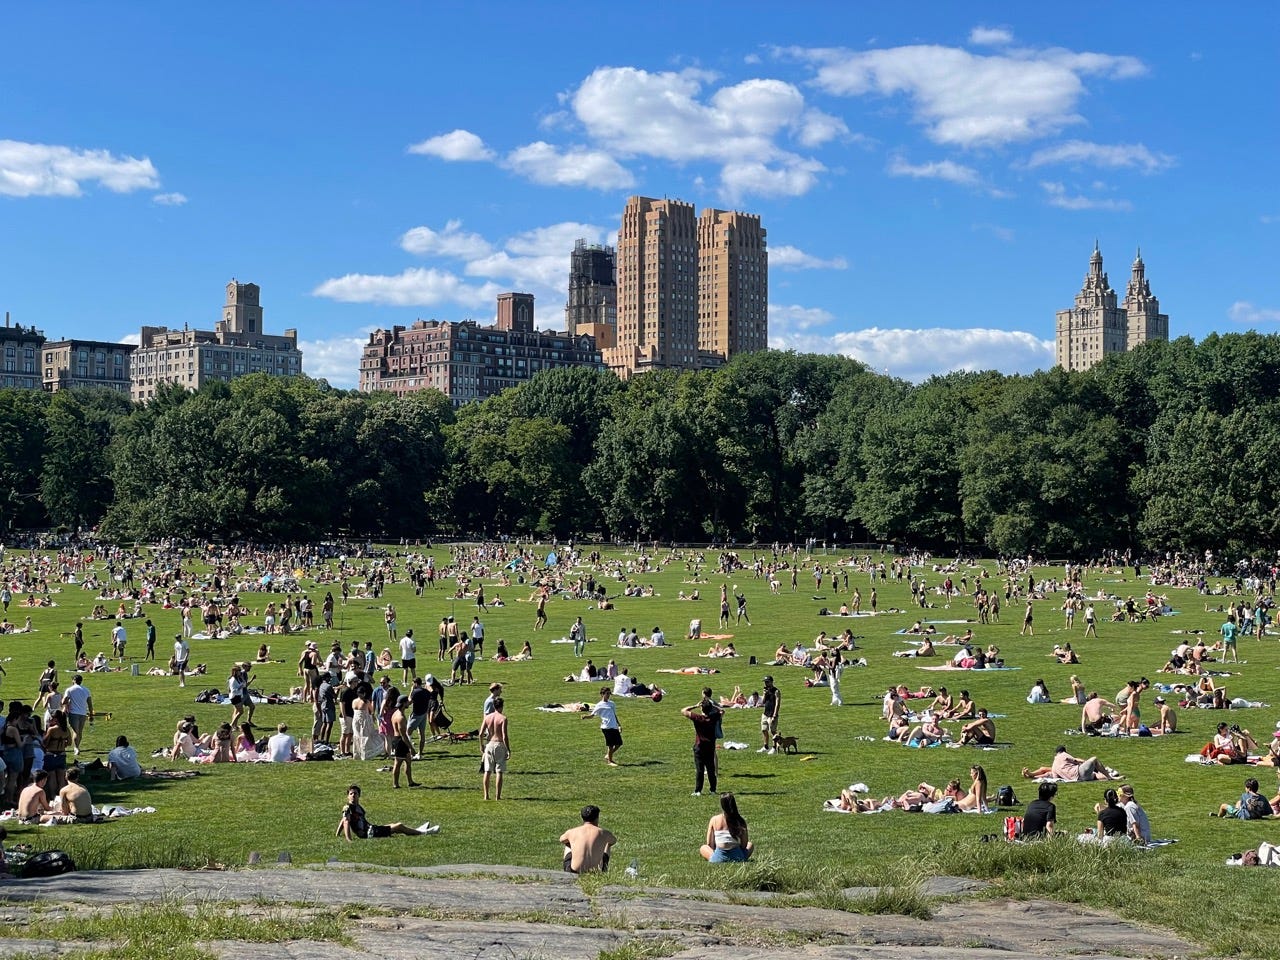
[[918, 665, 1021, 672]]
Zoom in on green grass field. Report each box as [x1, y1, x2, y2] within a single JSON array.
[[6, 546, 1280, 955]]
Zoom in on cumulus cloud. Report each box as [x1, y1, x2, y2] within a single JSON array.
[[503, 141, 635, 189], [313, 268, 500, 309], [790, 43, 1145, 148], [1026, 140, 1173, 173], [1227, 301, 1280, 325], [887, 155, 982, 187], [318, 220, 611, 319], [1041, 180, 1132, 211], [768, 303, 836, 332], [400, 220, 493, 259], [151, 192, 187, 206], [570, 66, 840, 199], [969, 26, 1014, 46], [300, 333, 370, 388], [0, 139, 160, 197], [770, 245, 848, 271], [407, 129, 495, 161], [770, 323, 1055, 380]]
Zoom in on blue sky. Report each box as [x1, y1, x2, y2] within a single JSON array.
[[2, 2, 1277, 386]]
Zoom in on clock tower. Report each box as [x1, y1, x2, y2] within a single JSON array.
[[221, 279, 262, 335]]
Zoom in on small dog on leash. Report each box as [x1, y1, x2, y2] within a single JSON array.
[[773, 734, 799, 754]]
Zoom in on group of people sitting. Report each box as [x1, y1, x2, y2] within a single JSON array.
[[884, 685, 997, 748], [835, 764, 992, 813]]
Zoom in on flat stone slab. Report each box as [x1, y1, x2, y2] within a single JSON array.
[[0, 865, 1200, 960]]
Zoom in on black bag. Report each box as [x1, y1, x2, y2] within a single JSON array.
[[433, 708, 454, 731], [996, 785, 1019, 807], [306, 744, 335, 761], [23, 850, 77, 878]]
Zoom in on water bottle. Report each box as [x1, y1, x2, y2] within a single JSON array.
[[624, 857, 639, 879]]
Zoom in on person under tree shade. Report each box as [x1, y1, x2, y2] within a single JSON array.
[[336, 784, 437, 839]]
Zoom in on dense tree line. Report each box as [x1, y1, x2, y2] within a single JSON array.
[[3, 333, 1279, 557]]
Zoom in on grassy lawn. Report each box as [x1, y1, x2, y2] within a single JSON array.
[[6, 545, 1279, 955]]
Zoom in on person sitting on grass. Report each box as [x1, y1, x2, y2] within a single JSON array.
[[957, 708, 996, 746], [1215, 777, 1273, 820], [699, 792, 754, 862], [905, 713, 949, 748], [1082, 788, 1129, 844], [107, 735, 142, 780], [1023, 745, 1115, 782], [335, 784, 437, 839], [1201, 721, 1250, 765], [560, 804, 616, 874]]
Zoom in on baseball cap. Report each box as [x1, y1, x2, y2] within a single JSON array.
[[1153, 696, 1165, 704]]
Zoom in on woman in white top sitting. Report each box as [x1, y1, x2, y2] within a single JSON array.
[[1027, 678, 1052, 704], [699, 792, 754, 862]]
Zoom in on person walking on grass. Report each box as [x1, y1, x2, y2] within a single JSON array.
[[480, 697, 509, 800], [1020, 600, 1034, 636], [1220, 616, 1239, 663], [390, 696, 419, 788], [1084, 603, 1098, 638], [584, 687, 622, 766]]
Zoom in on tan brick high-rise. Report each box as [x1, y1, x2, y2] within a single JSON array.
[[698, 208, 767, 359], [604, 195, 768, 378], [1055, 244, 1168, 372]]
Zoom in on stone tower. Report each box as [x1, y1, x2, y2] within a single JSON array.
[[1123, 248, 1169, 351], [1055, 244, 1128, 371]]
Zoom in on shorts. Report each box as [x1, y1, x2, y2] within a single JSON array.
[[760, 714, 778, 735], [972, 733, 995, 745], [392, 736, 412, 759], [483, 740, 509, 772], [1078, 757, 1101, 781], [602, 728, 623, 748], [175, 659, 189, 672], [339, 716, 352, 735], [407, 713, 428, 734], [369, 824, 392, 838], [67, 714, 88, 735], [43, 753, 67, 771], [401, 657, 416, 671], [709, 846, 750, 863]]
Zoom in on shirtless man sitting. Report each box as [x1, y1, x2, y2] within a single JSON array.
[[560, 804, 617, 874], [58, 768, 94, 819], [1080, 692, 1116, 734], [958, 708, 996, 745], [18, 772, 53, 823]]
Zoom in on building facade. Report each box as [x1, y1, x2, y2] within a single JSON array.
[[358, 292, 604, 405], [565, 239, 617, 348], [0, 315, 44, 390], [603, 195, 768, 378], [1055, 245, 1168, 372], [42, 339, 135, 392], [130, 281, 302, 402]]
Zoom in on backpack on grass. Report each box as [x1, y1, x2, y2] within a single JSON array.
[[996, 785, 1019, 807], [23, 850, 76, 878]]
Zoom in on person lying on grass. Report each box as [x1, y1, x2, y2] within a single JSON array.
[[336, 784, 437, 839]]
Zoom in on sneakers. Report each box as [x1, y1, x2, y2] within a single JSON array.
[[417, 822, 441, 834], [756, 747, 768, 753], [766, 748, 776, 755], [691, 791, 701, 797]]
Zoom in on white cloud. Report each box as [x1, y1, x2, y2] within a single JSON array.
[[118, 332, 141, 346], [400, 220, 493, 259], [770, 323, 1055, 380], [570, 66, 839, 199], [0, 139, 159, 197], [318, 220, 611, 322], [313, 268, 500, 309], [503, 142, 634, 190], [152, 192, 187, 206], [407, 129, 495, 162], [770, 245, 848, 271], [791, 43, 1145, 148], [720, 158, 825, 201], [1227, 301, 1280, 325], [300, 333, 370, 388], [1261, 214, 1279, 225], [887, 155, 982, 187], [1041, 180, 1132, 211], [1026, 140, 1173, 173], [969, 26, 1014, 46], [768, 302, 836, 332]]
